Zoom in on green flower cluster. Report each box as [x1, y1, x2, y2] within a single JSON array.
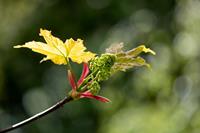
[[87, 54, 116, 95], [90, 54, 116, 82], [87, 81, 100, 95]]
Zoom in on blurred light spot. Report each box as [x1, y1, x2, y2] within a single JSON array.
[[23, 88, 51, 115], [174, 32, 199, 58], [173, 75, 192, 100], [151, 44, 171, 71], [184, 61, 200, 81], [130, 9, 157, 33], [100, 21, 137, 51], [99, 105, 192, 133], [191, 110, 200, 131], [86, 0, 111, 10], [176, 0, 200, 31], [0, 0, 52, 50], [43, 66, 67, 99]]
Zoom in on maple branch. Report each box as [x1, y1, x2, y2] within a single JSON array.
[[0, 96, 73, 133]]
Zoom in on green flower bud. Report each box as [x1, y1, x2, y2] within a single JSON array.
[[89, 54, 116, 82], [88, 81, 100, 95]]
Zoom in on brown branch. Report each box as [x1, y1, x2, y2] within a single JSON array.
[[0, 96, 73, 133]]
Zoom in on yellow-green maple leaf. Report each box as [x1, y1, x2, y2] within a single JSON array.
[[106, 44, 156, 73], [14, 29, 96, 65]]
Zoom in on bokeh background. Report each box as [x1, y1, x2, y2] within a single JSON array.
[[0, 0, 200, 133]]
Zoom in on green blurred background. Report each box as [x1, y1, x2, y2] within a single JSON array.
[[0, 0, 200, 133]]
